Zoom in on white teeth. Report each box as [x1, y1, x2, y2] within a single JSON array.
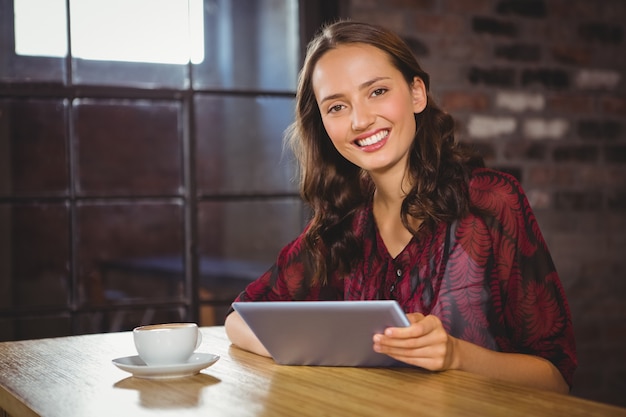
[[357, 130, 388, 147]]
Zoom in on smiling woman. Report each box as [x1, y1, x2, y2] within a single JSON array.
[[225, 20, 577, 395]]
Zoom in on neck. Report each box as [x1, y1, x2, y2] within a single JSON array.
[[369, 165, 412, 210], [369, 165, 422, 234]]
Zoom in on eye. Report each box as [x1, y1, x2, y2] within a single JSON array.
[[371, 88, 388, 97], [328, 104, 345, 113]]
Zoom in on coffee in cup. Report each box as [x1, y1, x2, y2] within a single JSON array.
[[133, 323, 202, 366]]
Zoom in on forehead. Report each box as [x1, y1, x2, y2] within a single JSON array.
[[311, 43, 399, 96]]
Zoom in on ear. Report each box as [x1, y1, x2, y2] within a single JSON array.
[[410, 76, 427, 114]]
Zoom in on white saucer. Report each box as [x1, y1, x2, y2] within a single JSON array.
[[112, 352, 220, 380]]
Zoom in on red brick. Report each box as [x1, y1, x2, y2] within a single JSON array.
[[521, 68, 570, 89], [470, 67, 517, 87], [551, 168, 588, 187], [529, 166, 583, 187], [601, 96, 626, 115], [550, 45, 592, 66], [578, 23, 623, 44], [605, 144, 626, 163], [578, 120, 622, 140], [391, 0, 436, 8], [496, 0, 547, 18], [440, 91, 490, 112], [527, 166, 554, 187], [553, 145, 598, 163], [575, 166, 612, 187], [413, 13, 465, 35], [503, 140, 547, 160], [472, 16, 518, 37], [607, 167, 626, 188], [552, 167, 579, 187], [444, 0, 491, 14], [546, 94, 596, 114], [495, 43, 541, 62], [548, 0, 599, 19], [429, 37, 489, 60]]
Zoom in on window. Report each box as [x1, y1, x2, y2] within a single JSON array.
[[0, 0, 303, 339], [3, 0, 299, 90]]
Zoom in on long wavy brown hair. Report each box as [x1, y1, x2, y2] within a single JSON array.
[[285, 21, 484, 285]]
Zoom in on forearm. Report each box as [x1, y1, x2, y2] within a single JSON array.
[[452, 337, 569, 394], [224, 311, 271, 357]]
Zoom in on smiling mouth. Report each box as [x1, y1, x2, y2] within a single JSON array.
[[355, 130, 389, 147]]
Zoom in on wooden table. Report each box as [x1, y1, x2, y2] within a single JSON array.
[[0, 327, 624, 417]]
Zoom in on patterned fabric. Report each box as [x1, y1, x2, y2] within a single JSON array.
[[233, 168, 577, 387]]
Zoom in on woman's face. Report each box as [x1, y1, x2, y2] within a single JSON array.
[[311, 43, 427, 177]]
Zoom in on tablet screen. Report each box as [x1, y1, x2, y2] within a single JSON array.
[[232, 300, 410, 367]]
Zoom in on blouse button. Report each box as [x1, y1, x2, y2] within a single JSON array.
[[396, 268, 402, 277]]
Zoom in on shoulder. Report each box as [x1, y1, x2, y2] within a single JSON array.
[[468, 167, 527, 214], [469, 167, 523, 195], [275, 231, 308, 264]]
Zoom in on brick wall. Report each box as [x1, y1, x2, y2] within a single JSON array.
[[346, 0, 626, 407]]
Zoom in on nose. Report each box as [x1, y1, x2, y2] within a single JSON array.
[[351, 102, 375, 131]]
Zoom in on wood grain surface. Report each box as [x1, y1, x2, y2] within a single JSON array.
[[0, 327, 624, 417]]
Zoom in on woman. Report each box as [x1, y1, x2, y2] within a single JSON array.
[[225, 21, 577, 393]]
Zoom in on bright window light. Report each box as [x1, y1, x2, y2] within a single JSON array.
[[14, 0, 68, 57], [14, 0, 205, 64]]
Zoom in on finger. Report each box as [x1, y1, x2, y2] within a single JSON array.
[[375, 326, 447, 349], [372, 313, 425, 340], [374, 342, 450, 370], [383, 314, 440, 339], [375, 334, 447, 355]]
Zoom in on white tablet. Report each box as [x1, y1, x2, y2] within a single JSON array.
[[232, 300, 410, 367]]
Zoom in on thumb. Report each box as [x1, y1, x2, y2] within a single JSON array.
[[406, 312, 425, 324]]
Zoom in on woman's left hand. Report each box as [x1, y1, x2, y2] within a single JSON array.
[[373, 312, 459, 371]]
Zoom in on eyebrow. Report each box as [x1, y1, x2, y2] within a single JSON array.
[[318, 76, 391, 105]]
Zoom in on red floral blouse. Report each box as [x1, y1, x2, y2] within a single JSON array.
[[233, 168, 577, 387]]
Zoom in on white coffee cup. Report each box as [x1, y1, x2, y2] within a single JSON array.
[[133, 323, 202, 366]]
